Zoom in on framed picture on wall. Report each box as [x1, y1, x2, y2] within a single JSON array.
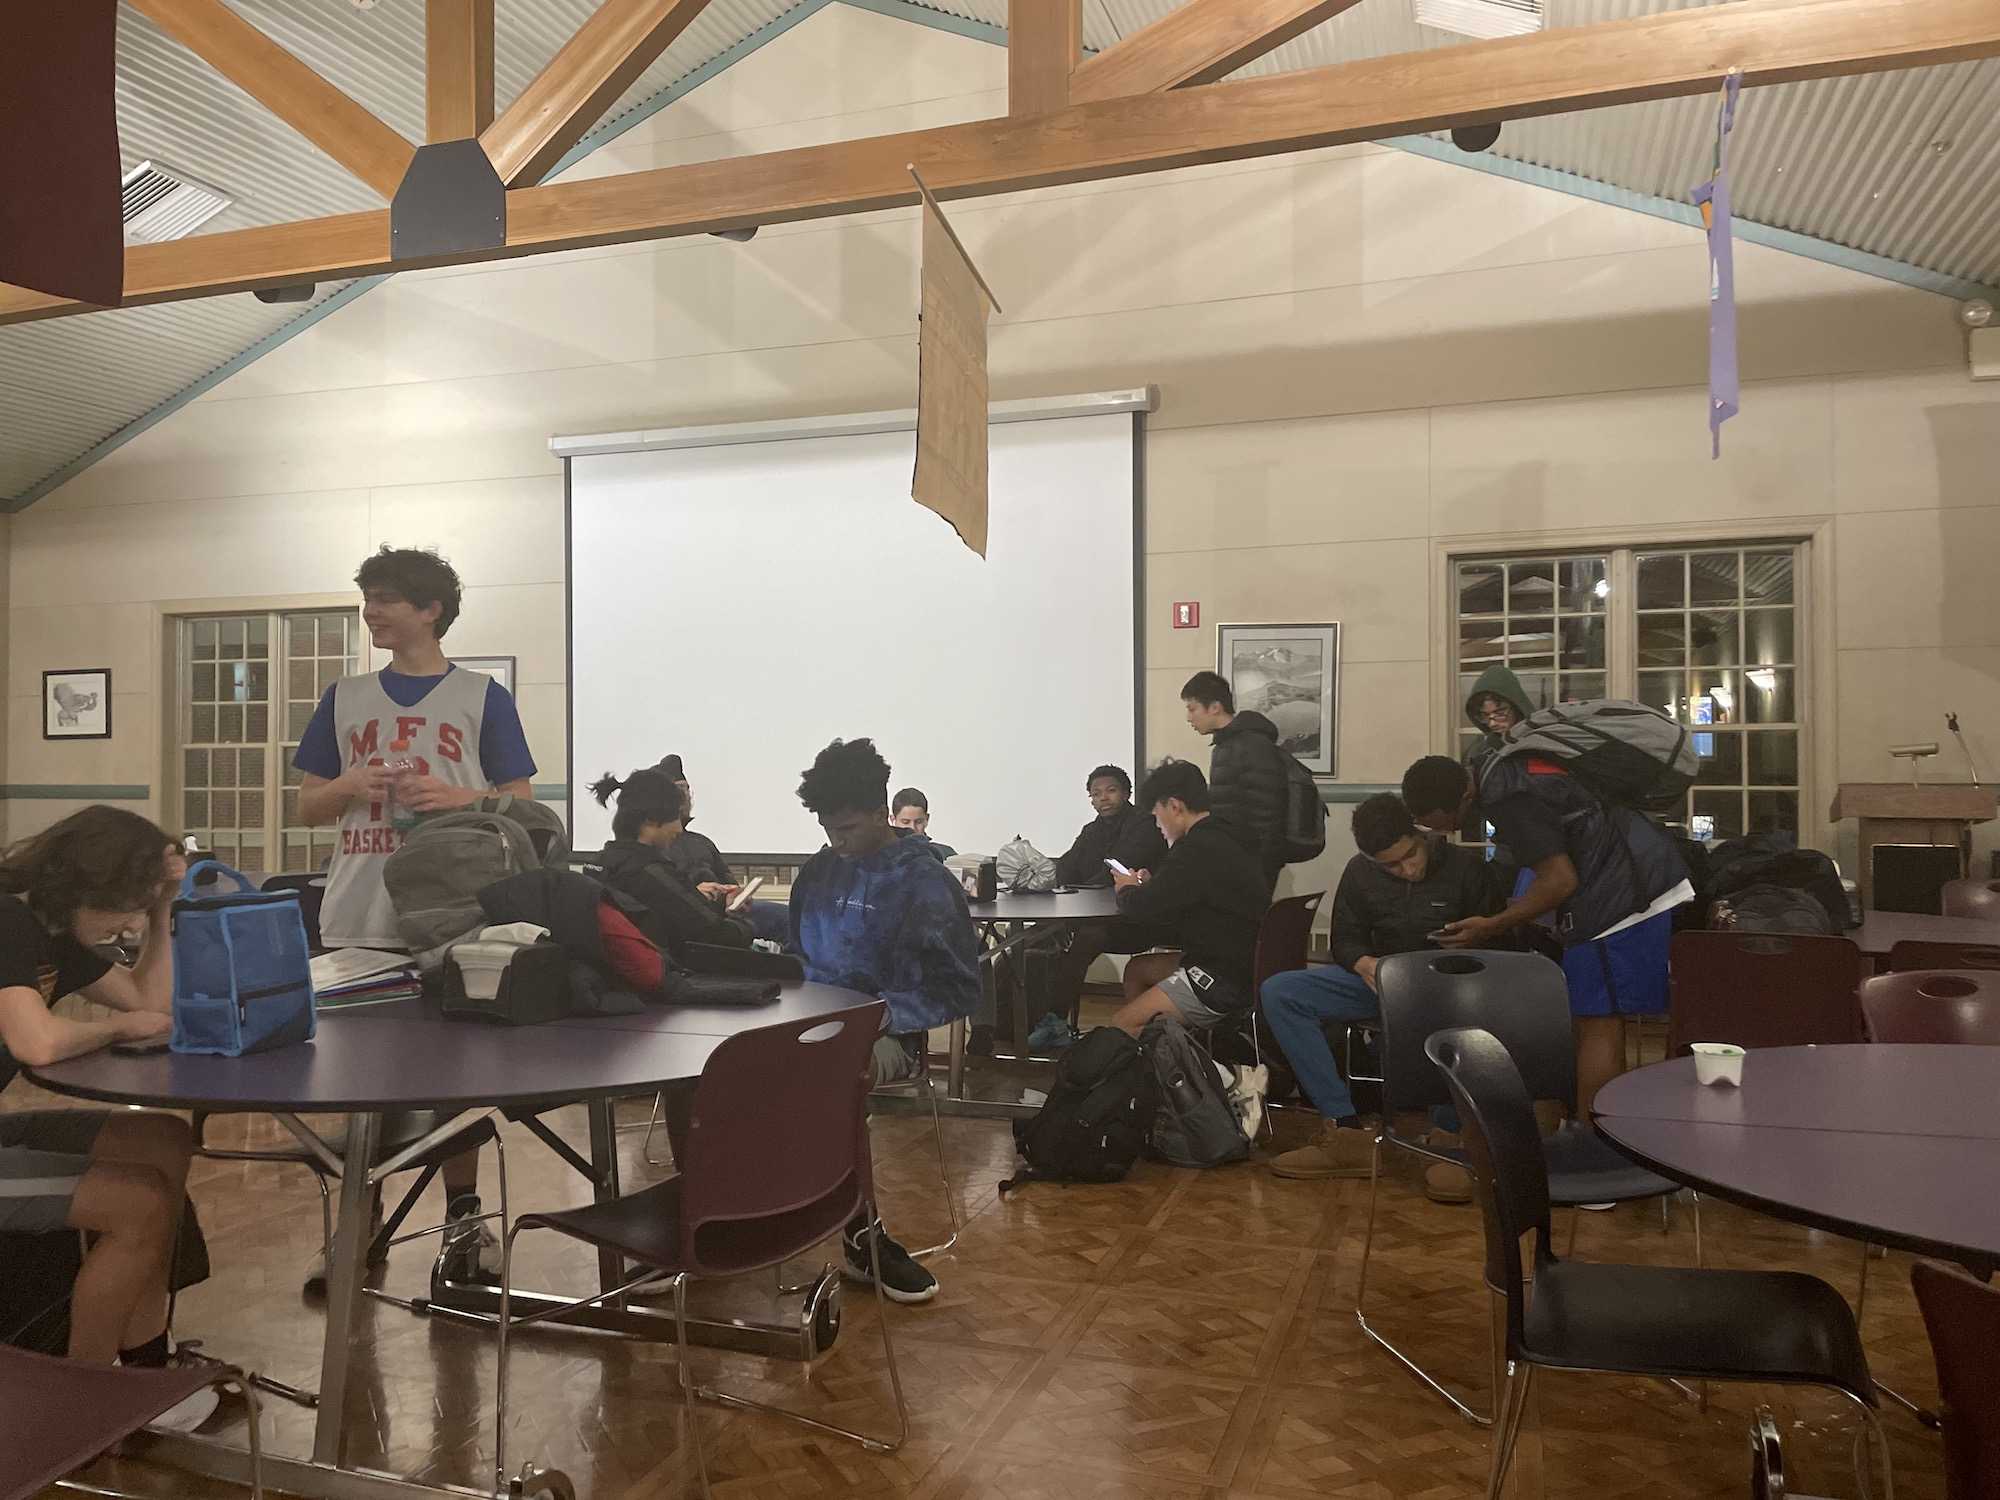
[[454, 656, 516, 695], [44, 668, 113, 740], [1216, 623, 1339, 776]]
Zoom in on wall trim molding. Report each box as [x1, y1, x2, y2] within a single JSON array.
[[0, 785, 151, 800]]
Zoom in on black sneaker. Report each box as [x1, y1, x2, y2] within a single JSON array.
[[436, 1193, 503, 1285], [841, 1219, 938, 1304]]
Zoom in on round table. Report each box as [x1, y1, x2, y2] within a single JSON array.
[[1593, 1044, 2000, 1269], [1850, 910, 2000, 961], [25, 985, 874, 1500]]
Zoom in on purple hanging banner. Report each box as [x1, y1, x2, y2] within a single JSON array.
[[1693, 71, 1742, 459]]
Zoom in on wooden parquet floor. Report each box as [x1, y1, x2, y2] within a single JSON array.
[[9, 1069, 1952, 1500]]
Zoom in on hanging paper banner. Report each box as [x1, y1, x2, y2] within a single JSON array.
[[912, 176, 997, 558], [1692, 70, 1742, 459]]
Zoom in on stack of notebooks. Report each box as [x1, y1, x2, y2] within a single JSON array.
[[311, 947, 422, 1009]]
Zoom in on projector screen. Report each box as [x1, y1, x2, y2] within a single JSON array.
[[567, 406, 1140, 857]]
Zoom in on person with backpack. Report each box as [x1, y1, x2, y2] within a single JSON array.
[[1181, 670, 1298, 890], [0, 808, 218, 1431], [1401, 746, 1691, 1121], [789, 737, 980, 1305], [294, 545, 537, 1285], [1261, 794, 1502, 1188], [1103, 760, 1269, 1036], [588, 769, 754, 955]]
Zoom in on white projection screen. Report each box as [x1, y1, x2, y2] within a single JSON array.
[[565, 401, 1142, 856]]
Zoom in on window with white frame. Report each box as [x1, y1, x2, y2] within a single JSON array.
[[1449, 542, 1806, 839], [176, 610, 362, 874]]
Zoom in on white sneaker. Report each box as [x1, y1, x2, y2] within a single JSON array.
[[1226, 1063, 1269, 1139], [146, 1384, 220, 1433]]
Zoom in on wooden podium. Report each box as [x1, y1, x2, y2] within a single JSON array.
[[1830, 783, 1997, 911]]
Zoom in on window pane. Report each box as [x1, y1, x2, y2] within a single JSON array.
[[191, 704, 215, 741], [1457, 562, 1503, 616], [1691, 789, 1745, 840], [290, 616, 317, 656], [1688, 668, 1740, 724], [1507, 617, 1555, 669], [284, 835, 311, 872], [183, 749, 209, 788], [1748, 731, 1799, 785], [319, 617, 348, 656], [192, 663, 216, 702], [211, 791, 238, 827], [283, 759, 304, 788], [184, 792, 209, 826], [218, 705, 245, 743], [194, 618, 219, 658], [246, 704, 269, 742], [1638, 670, 1684, 720], [1558, 616, 1604, 670], [240, 747, 265, 784], [1636, 554, 1684, 609], [288, 701, 316, 740], [1744, 667, 1796, 724], [1560, 558, 1609, 613], [247, 662, 269, 700], [221, 618, 245, 656], [1746, 608, 1795, 666], [1688, 551, 1740, 605], [317, 660, 341, 695], [211, 748, 237, 785], [1507, 560, 1556, 612], [240, 842, 264, 874], [1458, 618, 1506, 666], [1560, 671, 1606, 703], [1748, 790, 1799, 834], [1745, 550, 1795, 604], [240, 792, 266, 828], [1689, 610, 1742, 666], [1637, 615, 1686, 668], [248, 616, 269, 652], [283, 789, 300, 827], [1694, 730, 1743, 787], [1513, 672, 1555, 711]]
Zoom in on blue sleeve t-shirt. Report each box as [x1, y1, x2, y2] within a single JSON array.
[[293, 668, 537, 784]]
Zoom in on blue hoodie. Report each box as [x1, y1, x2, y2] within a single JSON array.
[[788, 833, 980, 1034]]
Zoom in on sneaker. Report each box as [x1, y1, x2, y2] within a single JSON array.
[[145, 1384, 221, 1433], [1575, 1201, 1617, 1212], [1424, 1130, 1473, 1205], [841, 1220, 938, 1305], [1025, 1013, 1077, 1053], [1270, 1118, 1375, 1179], [437, 1193, 503, 1284], [1227, 1063, 1269, 1139]]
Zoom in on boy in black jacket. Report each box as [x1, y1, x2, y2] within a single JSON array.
[[1262, 794, 1501, 1183], [1106, 760, 1269, 1035], [589, 769, 754, 954]]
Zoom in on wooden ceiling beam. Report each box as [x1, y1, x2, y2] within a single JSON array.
[[127, 0, 415, 199], [1070, 0, 1366, 103], [8, 0, 1999, 324], [480, 0, 718, 187], [1009, 0, 1083, 116], [427, 0, 496, 142]]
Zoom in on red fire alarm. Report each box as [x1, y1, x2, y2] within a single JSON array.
[[1172, 601, 1200, 629]]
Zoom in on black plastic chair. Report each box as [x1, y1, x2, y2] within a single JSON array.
[[494, 1001, 904, 1500], [1356, 949, 1679, 1425], [1425, 1026, 1892, 1500]]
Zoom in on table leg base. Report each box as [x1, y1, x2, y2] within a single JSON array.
[[128, 1432, 513, 1500], [415, 1268, 843, 1362]]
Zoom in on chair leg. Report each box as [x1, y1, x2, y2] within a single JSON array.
[[904, 1070, 960, 1261], [642, 1092, 671, 1169], [1834, 1387, 1896, 1500], [494, 1219, 523, 1500], [1483, 1361, 1536, 1500], [1850, 1240, 1939, 1427], [669, 1273, 712, 1500], [1354, 1132, 1493, 1426]]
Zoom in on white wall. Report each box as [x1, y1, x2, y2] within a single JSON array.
[[7, 1, 1998, 898]]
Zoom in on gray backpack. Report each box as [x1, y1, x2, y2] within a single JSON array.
[[1491, 699, 1698, 815], [996, 835, 1059, 893], [1140, 1014, 1250, 1168], [383, 796, 571, 971]]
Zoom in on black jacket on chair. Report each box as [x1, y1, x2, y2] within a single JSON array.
[[1208, 711, 1292, 879], [597, 839, 753, 954], [476, 868, 650, 1015]]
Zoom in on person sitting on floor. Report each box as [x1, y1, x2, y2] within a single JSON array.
[[1262, 793, 1501, 1192], [0, 806, 216, 1432], [1104, 759, 1268, 1036], [889, 787, 957, 860], [589, 769, 753, 956], [790, 737, 979, 1305]]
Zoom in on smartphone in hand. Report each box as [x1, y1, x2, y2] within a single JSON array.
[[1104, 858, 1132, 877], [726, 876, 767, 913]]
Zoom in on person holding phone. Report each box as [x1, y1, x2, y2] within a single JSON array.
[[1260, 794, 1502, 1190], [0, 806, 219, 1429], [589, 769, 756, 956]]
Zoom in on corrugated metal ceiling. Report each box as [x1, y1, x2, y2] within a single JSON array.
[[4, 0, 1997, 504]]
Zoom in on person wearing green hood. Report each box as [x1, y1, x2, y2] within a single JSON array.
[[1463, 666, 1534, 776]]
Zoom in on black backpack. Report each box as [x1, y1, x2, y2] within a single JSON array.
[[1279, 750, 1327, 863], [1704, 834, 1853, 932], [1000, 1026, 1158, 1191], [1715, 882, 1836, 935], [1141, 1014, 1250, 1168], [1493, 700, 1698, 814]]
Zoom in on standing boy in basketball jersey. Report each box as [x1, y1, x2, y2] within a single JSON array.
[[294, 546, 537, 1283]]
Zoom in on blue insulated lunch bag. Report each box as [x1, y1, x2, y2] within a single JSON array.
[[169, 860, 317, 1056]]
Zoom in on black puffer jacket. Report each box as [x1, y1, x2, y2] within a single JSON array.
[[1208, 710, 1290, 878], [597, 839, 753, 953]]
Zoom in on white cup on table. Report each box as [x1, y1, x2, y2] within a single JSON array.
[[1690, 1042, 1746, 1087]]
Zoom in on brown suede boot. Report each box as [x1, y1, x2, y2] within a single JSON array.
[[1270, 1118, 1376, 1180]]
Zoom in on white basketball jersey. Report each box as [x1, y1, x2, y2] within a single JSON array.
[[320, 667, 493, 949]]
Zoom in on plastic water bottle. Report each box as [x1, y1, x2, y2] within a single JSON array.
[[384, 740, 421, 832]]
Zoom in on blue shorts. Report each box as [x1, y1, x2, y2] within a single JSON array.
[[1562, 911, 1672, 1018]]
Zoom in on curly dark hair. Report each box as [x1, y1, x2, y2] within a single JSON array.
[[797, 738, 891, 818], [1400, 755, 1471, 822], [1086, 764, 1132, 795], [1351, 793, 1415, 858], [355, 546, 463, 639], [0, 805, 173, 931], [588, 768, 686, 841]]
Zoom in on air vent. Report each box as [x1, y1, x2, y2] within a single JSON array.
[[1413, 0, 1542, 40], [120, 161, 232, 244]]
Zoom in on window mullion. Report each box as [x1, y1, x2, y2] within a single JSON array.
[[1607, 547, 1639, 699]]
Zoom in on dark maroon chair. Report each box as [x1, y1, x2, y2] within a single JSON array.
[[1666, 930, 1866, 1057], [0, 1344, 262, 1500], [1862, 970, 2000, 1045], [1912, 1259, 2000, 1500], [1888, 941, 2000, 974], [492, 1001, 901, 1500], [1941, 878, 2000, 922], [1253, 891, 1325, 991]]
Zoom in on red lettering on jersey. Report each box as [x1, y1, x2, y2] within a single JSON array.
[[348, 721, 380, 764], [395, 716, 427, 743], [437, 722, 465, 764]]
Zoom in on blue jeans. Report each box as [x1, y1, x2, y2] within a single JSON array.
[[1260, 964, 1457, 1129]]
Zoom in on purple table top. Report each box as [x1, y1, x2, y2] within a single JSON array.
[[1594, 1046, 2000, 1263], [968, 887, 1123, 924], [1851, 910, 2000, 958], [28, 985, 871, 1113]]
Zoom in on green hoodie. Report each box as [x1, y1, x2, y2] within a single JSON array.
[[1464, 665, 1533, 733]]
